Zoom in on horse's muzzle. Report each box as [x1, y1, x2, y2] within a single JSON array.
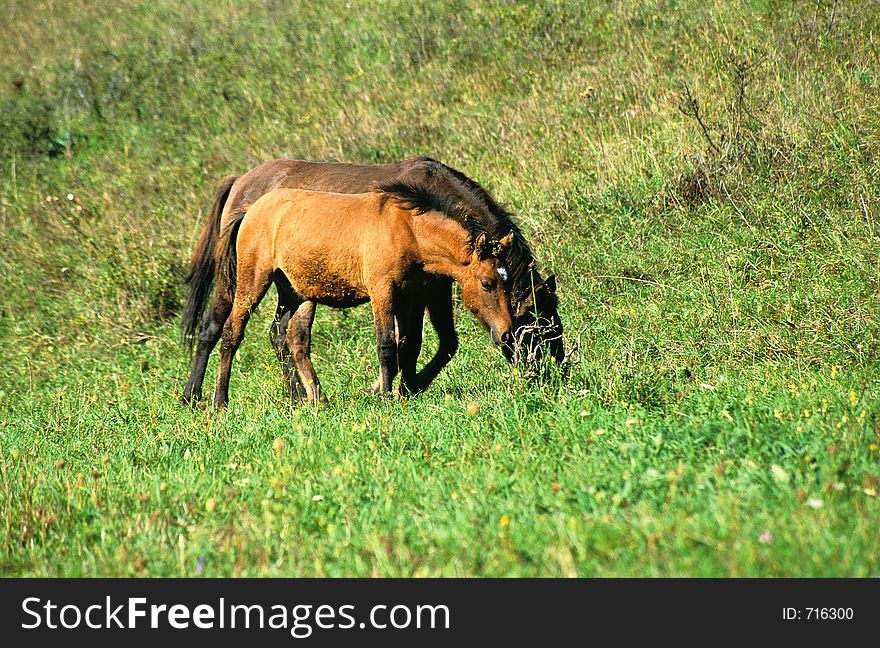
[[491, 327, 512, 347]]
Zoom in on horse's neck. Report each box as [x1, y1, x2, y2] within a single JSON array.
[[410, 213, 470, 280]]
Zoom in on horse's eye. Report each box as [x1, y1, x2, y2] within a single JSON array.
[[481, 279, 495, 292]]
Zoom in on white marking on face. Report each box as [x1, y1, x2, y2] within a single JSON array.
[[498, 267, 508, 282]]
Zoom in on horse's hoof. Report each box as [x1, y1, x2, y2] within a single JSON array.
[[291, 390, 329, 407], [180, 392, 201, 407], [289, 389, 309, 404], [308, 394, 329, 407], [400, 379, 429, 398], [397, 381, 425, 398]]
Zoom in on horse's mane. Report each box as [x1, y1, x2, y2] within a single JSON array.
[[377, 157, 538, 301], [376, 178, 489, 241]]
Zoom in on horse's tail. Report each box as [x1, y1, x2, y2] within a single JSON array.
[[215, 210, 247, 306], [180, 174, 238, 348]]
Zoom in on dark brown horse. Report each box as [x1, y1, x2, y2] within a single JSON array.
[[186, 183, 514, 407], [181, 157, 562, 403]]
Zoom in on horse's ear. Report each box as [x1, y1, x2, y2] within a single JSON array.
[[472, 233, 488, 262], [514, 291, 534, 317]]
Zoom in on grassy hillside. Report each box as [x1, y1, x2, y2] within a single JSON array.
[[1, 0, 878, 576]]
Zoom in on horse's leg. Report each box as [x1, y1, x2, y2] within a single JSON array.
[[285, 300, 325, 404], [182, 292, 233, 405], [269, 293, 308, 402], [213, 269, 271, 409], [396, 290, 424, 396], [415, 275, 459, 391], [370, 287, 399, 394]]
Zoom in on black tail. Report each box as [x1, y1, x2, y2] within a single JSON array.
[[216, 211, 247, 306], [180, 175, 238, 349]]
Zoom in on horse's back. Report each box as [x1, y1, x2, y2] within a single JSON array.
[[238, 188, 421, 306], [222, 159, 399, 224], [240, 188, 368, 247], [218, 157, 443, 230], [255, 189, 414, 255]]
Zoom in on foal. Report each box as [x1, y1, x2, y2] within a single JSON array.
[[202, 185, 514, 407]]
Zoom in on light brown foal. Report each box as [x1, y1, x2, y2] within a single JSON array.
[[210, 186, 514, 407]]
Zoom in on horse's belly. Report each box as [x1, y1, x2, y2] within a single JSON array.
[[293, 277, 369, 307], [314, 294, 371, 308], [285, 257, 369, 307]]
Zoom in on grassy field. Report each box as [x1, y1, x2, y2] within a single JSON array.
[[1, 0, 879, 576]]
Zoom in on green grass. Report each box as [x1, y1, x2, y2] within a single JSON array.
[[1, 0, 879, 576]]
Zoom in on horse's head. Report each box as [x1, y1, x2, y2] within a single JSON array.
[[504, 273, 564, 372], [459, 233, 514, 348]]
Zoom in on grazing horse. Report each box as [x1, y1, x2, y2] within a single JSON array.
[[184, 183, 514, 407], [181, 156, 562, 402]]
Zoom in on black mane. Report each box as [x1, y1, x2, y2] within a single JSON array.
[[377, 157, 539, 302], [376, 178, 489, 242]]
